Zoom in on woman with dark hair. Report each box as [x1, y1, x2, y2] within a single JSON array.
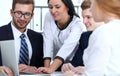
[[47, 0, 79, 17], [36, 0, 86, 74]]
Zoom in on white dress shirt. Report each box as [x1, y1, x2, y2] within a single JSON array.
[[11, 22, 32, 65], [82, 20, 120, 76], [43, 12, 86, 62]]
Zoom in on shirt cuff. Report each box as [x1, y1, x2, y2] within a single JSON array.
[[54, 56, 64, 63], [44, 57, 51, 61]]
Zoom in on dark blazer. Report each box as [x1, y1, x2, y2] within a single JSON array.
[[0, 51, 2, 66], [0, 22, 44, 68], [71, 31, 92, 67]]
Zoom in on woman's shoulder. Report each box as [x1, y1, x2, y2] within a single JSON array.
[[70, 16, 86, 31]]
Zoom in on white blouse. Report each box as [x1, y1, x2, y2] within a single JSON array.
[[82, 20, 120, 76], [43, 12, 86, 62]]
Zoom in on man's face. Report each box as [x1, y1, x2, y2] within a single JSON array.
[[82, 8, 103, 31], [11, 3, 34, 32], [82, 8, 96, 31]]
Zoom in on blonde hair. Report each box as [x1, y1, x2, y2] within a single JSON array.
[[95, 0, 120, 18]]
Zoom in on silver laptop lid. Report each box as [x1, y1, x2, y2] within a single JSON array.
[[0, 40, 19, 76]]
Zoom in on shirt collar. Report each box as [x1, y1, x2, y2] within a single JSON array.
[[11, 22, 28, 39]]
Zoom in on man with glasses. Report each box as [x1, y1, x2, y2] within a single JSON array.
[[0, 0, 44, 75]]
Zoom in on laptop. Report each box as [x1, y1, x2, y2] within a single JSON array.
[[0, 40, 42, 76], [0, 40, 63, 76], [0, 40, 19, 76]]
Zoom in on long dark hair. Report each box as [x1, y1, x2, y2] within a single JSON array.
[[47, 0, 79, 17]]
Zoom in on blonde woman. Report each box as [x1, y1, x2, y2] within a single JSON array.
[[82, 0, 120, 76]]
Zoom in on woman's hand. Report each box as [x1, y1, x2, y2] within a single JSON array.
[[35, 67, 54, 74]]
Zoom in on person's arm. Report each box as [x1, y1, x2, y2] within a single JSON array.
[[47, 17, 86, 73], [44, 58, 51, 67], [56, 19, 86, 63], [82, 29, 111, 76], [36, 58, 63, 74], [48, 58, 63, 72], [43, 12, 54, 67]]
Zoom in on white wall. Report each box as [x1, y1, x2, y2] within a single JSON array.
[[35, 0, 82, 6], [0, 0, 12, 26], [0, 0, 83, 32]]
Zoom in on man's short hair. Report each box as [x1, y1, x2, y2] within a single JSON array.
[[12, 0, 35, 12], [81, 0, 91, 10]]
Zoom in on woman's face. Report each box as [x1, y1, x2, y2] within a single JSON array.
[[48, 0, 69, 21]]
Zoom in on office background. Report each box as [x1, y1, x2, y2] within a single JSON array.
[[0, 0, 83, 32]]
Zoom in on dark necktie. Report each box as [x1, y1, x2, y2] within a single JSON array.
[[19, 34, 29, 65]]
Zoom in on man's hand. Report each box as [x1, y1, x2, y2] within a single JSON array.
[[73, 66, 85, 74], [0, 66, 14, 76], [61, 63, 85, 74], [19, 64, 37, 73]]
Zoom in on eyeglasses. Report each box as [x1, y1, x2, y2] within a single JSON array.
[[13, 11, 33, 19]]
